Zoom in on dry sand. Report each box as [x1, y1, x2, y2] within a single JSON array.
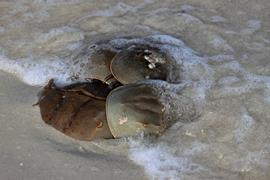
[[0, 71, 147, 180]]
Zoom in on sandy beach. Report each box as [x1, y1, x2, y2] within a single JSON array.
[[0, 71, 147, 180]]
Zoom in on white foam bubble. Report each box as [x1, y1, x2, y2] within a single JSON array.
[[128, 138, 205, 180], [0, 53, 72, 86], [210, 15, 227, 23], [207, 54, 235, 64], [208, 60, 270, 100], [234, 107, 256, 144], [241, 20, 262, 34], [208, 36, 233, 52], [32, 0, 81, 5]]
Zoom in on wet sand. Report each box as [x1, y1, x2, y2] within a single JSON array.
[[0, 71, 147, 180]]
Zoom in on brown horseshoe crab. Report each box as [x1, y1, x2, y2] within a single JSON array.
[[36, 79, 113, 141]]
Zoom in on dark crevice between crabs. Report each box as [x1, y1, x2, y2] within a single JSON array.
[[62, 79, 122, 100]]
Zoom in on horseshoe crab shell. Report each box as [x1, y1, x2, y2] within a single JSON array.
[[106, 83, 163, 138], [37, 79, 113, 141], [106, 82, 198, 138], [110, 47, 170, 84], [86, 49, 118, 84]]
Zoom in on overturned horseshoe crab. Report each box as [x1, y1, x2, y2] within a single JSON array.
[[36, 79, 113, 141]]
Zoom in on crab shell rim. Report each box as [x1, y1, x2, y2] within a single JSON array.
[[105, 84, 166, 138]]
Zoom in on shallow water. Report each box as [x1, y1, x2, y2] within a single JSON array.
[[0, 0, 270, 179]]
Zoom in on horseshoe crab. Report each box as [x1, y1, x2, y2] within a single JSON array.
[[106, 82, 197, 138], [110, 46, 171, 84], [84, 49, 118, 85], [36, 79, 113, 141]]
